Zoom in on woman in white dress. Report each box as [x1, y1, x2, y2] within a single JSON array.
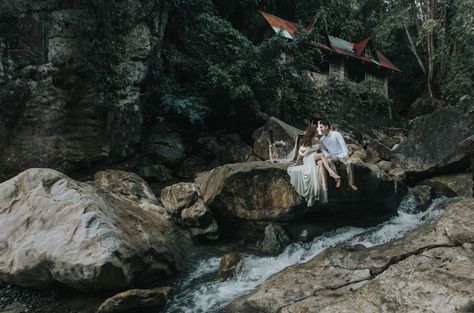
[[287, 124, 341, 206]]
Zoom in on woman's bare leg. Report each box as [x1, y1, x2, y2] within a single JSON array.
[[315, 153, 341, 188]]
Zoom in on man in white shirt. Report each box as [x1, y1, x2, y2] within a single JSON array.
[[319, 120, 358, 191]]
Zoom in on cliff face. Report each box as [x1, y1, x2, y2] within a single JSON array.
[[0, 0, 166, 181]]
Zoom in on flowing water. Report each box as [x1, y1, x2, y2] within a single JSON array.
[[166, 196, 446, 313]]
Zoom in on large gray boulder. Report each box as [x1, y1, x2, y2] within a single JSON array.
[[421, 173, 473, 198], [142, 125, 186, 167], [196, 161, 400, 223], [177, 133, 252, 179], [0, 168, 194, 290], [196, 161, 305, 222], [227, 198, 474, 313], [161, 182, 219, 240], [392, 108, 473, 175]]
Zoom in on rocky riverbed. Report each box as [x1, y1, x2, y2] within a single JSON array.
[[0, 282, 109, 313], [0, 109, 472, 313], [227, 198, 474, 313]]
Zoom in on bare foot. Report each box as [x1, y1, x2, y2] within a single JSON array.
[[322, 184, 328, 192], [349, 184, 358, 191], [329, 171, 341, 188]]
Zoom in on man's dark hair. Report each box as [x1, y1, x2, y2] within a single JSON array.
[[320, 120, 331, 127]]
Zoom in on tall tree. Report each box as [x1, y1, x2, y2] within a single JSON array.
[[379, 0, 442, 97]]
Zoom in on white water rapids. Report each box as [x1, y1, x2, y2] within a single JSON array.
[[166, 195, 446, 313]]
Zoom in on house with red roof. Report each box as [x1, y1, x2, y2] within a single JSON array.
[[260, 11, 401, 96]]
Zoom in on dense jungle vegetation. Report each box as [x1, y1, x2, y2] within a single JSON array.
[[135, 0, 473, 138]]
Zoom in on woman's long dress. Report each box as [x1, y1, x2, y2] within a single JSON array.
[[287, 145, 328, 206]]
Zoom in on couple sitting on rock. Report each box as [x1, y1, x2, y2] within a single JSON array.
[[287, 120, 357, 206]]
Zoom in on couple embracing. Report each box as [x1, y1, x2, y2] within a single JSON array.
[[287, 120, 357, 206]]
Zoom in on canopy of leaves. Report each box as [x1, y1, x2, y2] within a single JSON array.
[[151, 1, 323, 137], [146, 0, 473, 137]]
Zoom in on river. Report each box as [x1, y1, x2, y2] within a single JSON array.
[[166, 194, 445, 313]]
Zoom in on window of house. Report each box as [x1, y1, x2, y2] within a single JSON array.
[[364, 49, 373, 59], [347, 66, 365, 83], [317, 61, 330, 74]]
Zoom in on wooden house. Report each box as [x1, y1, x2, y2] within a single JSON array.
[[259, 12, 401, 96]]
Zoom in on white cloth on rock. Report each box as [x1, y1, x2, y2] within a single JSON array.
[[269, 136, 299, 163], [287, 145, 328, 206]]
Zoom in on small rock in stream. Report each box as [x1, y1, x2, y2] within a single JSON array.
[[219, 252, 244, 280]]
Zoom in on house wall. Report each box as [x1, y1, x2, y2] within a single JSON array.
[[307, 54, 390, 97], [365, 72, 388, 96], [306, 71, 328, 84], [328, 59, 343, 78]]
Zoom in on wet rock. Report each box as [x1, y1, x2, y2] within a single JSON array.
[[161, 182, 200, 212], [376, 160, 393, 173], [261, 224, 290, 255], [161, 182, 219, 240], [142, 126, 185, 167], [96, 287, 172, 313], [0, 168, 193, 290], [410, 185, 432, 211], [219, 252, 243, 280], [392, 108, 473, 176], [348, 144, 367, 162], [365, 147, 381, 163], [379, 132, 405, 150], [228, 198, 474, 313], [176, 155, 209, 179], [369, 139, 392, 161], [136, 164, 173, 182], [181, 202, 219, 240], [421, 173, 473, 198], [408, 97, 444, 119]]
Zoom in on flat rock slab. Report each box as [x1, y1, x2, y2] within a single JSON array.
[[227, 198, 474, 313]]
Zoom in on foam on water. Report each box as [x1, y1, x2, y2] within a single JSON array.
[[166, 196, 445, 313]]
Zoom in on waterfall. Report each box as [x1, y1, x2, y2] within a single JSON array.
[[166, 196, 446, 313]]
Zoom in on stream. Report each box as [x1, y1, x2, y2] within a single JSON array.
[[166, 195, 446, 313]]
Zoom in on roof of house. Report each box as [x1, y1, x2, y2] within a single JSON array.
[[260, 11, 401, 72]]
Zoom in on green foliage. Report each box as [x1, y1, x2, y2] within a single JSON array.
[[374, 0, 474, 105], [153, 3, 323, 136], [161, 94, 208, 125], [353, 80, 392, 113], [311, 76, 392, 129], [295, 0, 362, 40], [439, 0, 474, 105]]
